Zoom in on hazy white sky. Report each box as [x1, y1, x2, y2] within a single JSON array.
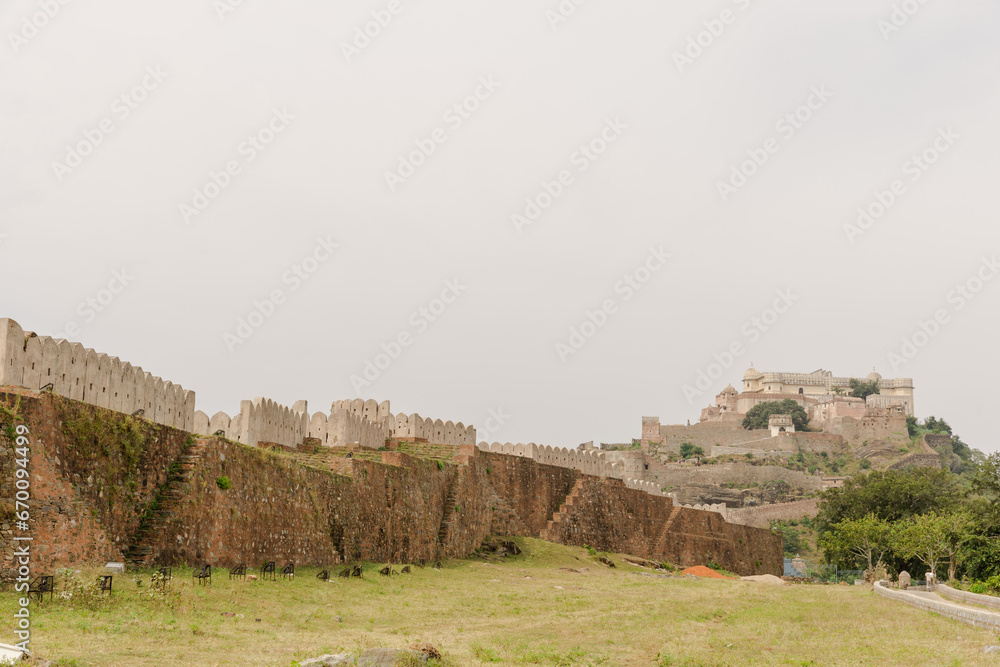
[[2, 0, 998, 452]]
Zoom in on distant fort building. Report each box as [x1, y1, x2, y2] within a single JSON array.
[[700, 366, 914, 422]]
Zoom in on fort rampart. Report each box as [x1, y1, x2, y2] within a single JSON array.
[[0, 390, 782, 576], [0, 318, 195, 431]]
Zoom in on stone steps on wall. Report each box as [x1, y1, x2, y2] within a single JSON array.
[[436, 476, 461, 548], [540, 478, 586, 541], [125, 438, 211, 566], [651, 506, 684, 554]]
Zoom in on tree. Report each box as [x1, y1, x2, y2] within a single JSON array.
[[817, 467, 962, 531], [924, 416, 952, 435], [849, 378, 880, 400], [906, 415, 918, 437], [896, 511, 969, 581], [679, 443, 704, 460], [974, 452, 1000, 499], [771, 520, 803, 558], [822, 514, 895, 573], [742, 399, 809, 431]]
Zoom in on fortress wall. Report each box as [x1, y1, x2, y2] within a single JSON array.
[[657, 422, 771, 453], [0, 318, 195, 431], [476, 442, 629, 480], [0, 391, 193, 568], [328, 399, 475, 446], [541, 475, 781, 575], [327, 407, 388, 449], [724, 498, 820, 529], [710, 432, 846, 458], [229, 397, 309, 448], [389, 412, 474, 446], [833, 414, 909, 444], [649, 463, 824, 493], [477, 450, 581, 536], [8, 391, 783, 576]]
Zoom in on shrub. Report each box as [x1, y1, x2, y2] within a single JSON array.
[[216, 476, 232, 490]]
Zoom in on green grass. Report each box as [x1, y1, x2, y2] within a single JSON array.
[[6, 538, 1000, 666]]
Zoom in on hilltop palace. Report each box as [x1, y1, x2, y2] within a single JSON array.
[[700, 365, 915, 422]]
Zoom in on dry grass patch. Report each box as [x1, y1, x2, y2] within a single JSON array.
[[3, 539, 999, 666]]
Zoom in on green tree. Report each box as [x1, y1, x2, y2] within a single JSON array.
[[741, 399, 809, 431], [906, 415, 918, 437], [679, 443, 704, 460], [821, 513, 895, 573], [770, 520, 803, 558], [974, 452, 1000, 498], [849, 378, 880, 400], [817, 467, 962, 531], [896, 511, 969, 581], [924, 416, 952, 435]]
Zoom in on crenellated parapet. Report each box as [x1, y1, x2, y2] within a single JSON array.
[[0, 318, 195, 431], [475, 441, 661, 491]]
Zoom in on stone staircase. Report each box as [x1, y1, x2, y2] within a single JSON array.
[[540, 478, 586, 541], [124, 438, 209, 567], [436, 476, 461, 551], [652, 505, 684, 554]]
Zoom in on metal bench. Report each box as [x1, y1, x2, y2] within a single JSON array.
[[27, 575, 54, 602], [194, 564, 212, 585], [229, 563, 247, 580]]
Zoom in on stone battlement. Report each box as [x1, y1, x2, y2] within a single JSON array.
[[0, 318, 195, 431], [0, 318, 473, 451]]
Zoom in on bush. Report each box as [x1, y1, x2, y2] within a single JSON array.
[[216, 476, 232, 490]]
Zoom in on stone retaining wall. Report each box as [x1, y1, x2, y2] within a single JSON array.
[[873, 581, 1000, 631], [937, 584, 1000, 612]]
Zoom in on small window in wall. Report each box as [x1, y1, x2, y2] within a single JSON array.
[[799, 388, 804, 394]]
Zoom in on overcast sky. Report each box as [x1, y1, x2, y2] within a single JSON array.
[[2, 0, 998, 453]]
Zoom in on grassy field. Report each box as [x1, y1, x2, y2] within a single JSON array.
[[4, 538, 999, 666]]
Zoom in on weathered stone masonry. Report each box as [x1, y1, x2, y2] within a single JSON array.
[[2, 391, 782, 576]]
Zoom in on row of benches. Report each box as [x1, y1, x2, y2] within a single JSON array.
[[27, 559, 439, 599]]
